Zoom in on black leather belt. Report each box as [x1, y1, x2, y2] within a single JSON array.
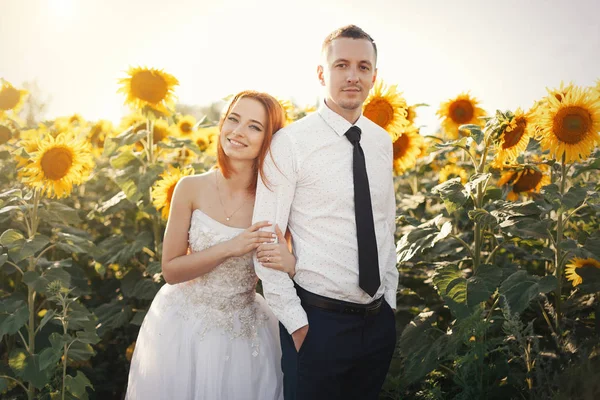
[[295, 284, 383, 316]]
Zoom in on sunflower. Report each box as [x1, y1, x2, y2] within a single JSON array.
[[363, 79, 409, 141], [532, 84, 600, 163], [54, 114, 87, 133], [173, 115, 196, 137], [393, 125, 425, 174], [0, 79, 28, 115], [20, 133, 95, 198], [194, 126, 219, 156], [151, 166, 195, 219], [565, 257, 600, 287], [276, 97, 296, 126], [120, 113, 147, 133], [117, 66, 179, 114], [492, 108, 534, 167], [405, 105, 418, 124], [15, 128, 47, 168], [497, 166, 551, 201], [88, 120, 114, 149], [439, 164, 468, 184], [437, 92, 486, 140]]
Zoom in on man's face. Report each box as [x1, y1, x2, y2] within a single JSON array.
[[318, 38, 377, 114]]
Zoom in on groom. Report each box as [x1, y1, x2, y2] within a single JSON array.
[[253, 24, 398, 400]]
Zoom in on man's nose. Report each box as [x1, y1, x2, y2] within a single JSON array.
[[346, 68, 359, 84]]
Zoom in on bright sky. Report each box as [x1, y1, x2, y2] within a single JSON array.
[[1, 0, 599, 133]]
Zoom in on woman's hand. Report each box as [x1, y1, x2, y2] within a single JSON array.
[[226, 221, 275, 257], [257, 225, 296, 278]]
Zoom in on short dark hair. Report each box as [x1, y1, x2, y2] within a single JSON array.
[[321, 24, 377, 62]]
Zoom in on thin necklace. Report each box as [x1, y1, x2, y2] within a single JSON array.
[[215, 172, 249, 222]]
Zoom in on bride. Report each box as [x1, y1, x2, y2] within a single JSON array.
[[125, 90, 291, 400]]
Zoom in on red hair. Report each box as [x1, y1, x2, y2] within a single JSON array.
[[216, 90, 285, 193]]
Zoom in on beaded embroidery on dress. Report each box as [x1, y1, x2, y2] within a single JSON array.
[[125, 209, 283, 400]]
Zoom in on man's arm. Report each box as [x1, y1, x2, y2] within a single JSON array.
[[383, 146, 399, 310], [253, 132, 309, 335]]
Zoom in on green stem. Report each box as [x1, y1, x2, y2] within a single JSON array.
[[449, 233, 475, 260], [485, 295, 500, 324], [554, 155, 567, 330]]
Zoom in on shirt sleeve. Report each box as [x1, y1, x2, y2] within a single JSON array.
[[252, 131, 308, 334], [383, 140, 399, 310]]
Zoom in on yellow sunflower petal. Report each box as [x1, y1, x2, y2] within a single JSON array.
[[565, 257, 600, 287]]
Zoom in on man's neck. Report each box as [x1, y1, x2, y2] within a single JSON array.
[[324, 99, 361, 125]]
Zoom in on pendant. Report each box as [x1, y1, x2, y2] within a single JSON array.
[[226, 217, 230, 221]]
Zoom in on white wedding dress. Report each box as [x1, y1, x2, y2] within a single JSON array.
[[125, 209, 283, 400]]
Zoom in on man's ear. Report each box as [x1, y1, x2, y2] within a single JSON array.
[[317, 65, 326, 87], [372, 68, 378, 85]]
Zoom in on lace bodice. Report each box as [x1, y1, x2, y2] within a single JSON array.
[[155, 210, 268, 354]]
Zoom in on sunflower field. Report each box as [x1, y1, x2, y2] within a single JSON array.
[[1, 70, 599, 400]]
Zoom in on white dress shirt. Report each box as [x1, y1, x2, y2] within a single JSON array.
[[253, 101, 399, 334]]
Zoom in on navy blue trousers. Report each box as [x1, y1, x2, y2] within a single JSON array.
[[279, 299, 396, 400]]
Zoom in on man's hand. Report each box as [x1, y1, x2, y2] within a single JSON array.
[[291, 324, 309, 352]]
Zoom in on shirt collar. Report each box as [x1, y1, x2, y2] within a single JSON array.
[[318, 99, 367, 137]]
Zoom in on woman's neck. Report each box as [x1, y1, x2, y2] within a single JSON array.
[[219, 160, 254, 195]]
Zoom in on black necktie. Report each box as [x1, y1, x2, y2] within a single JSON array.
[[345, 126, 380, 297]]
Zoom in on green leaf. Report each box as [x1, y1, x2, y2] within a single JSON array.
[[459, 124, 484, 144], [94, 301, 133, 336], [23, 268, 71, 294], [572, 156, 600, 178], [65, 371, 93, 399], [561, 186, 588, 210], [56, 232, 95, 255], [11, 234, 51, 262], [432, 264, 469, 319], [0, 299, 29, 339], [467, 264, 503, 306], [146, 261, 162, 275], [109, 149, 141, 169], [38, 202, 81, 225], [468, 208, 498, 229], [0, 229, 25, 247], [465, 173, 491, 197], [131, 310, 147, 326], [499, 271, 557, 314], [131, 279, 160, 300], [75, 330, 101, 345], [432, 178, 468, 213], [114, 173, 143, 203], [584, 236, 600, 258], [396, 216, 453, 262], [38, 309, 56, 332], [38, 347, 62, 371], [9, 349, 52, 389], [67, 341, 96, 361]]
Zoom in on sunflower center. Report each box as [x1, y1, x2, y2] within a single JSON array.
[[41, 147, 74, 180], [0, 87, 21, 111], [513, 169, 542, 193], [153, 127, 168, 143], [196, 137, 208, 151], [553, 106, 592, 144], [449, 100, 474, 124], [503, 118, 526, 149], [364, 99, 394, 128], [393, 133, 410, 159], [130, 70, 168, 104], [0, 125, 12, 145], [180, 122, 193, 134]]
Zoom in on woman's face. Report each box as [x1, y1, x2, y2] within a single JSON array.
[[220, 97, 268, 162]]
